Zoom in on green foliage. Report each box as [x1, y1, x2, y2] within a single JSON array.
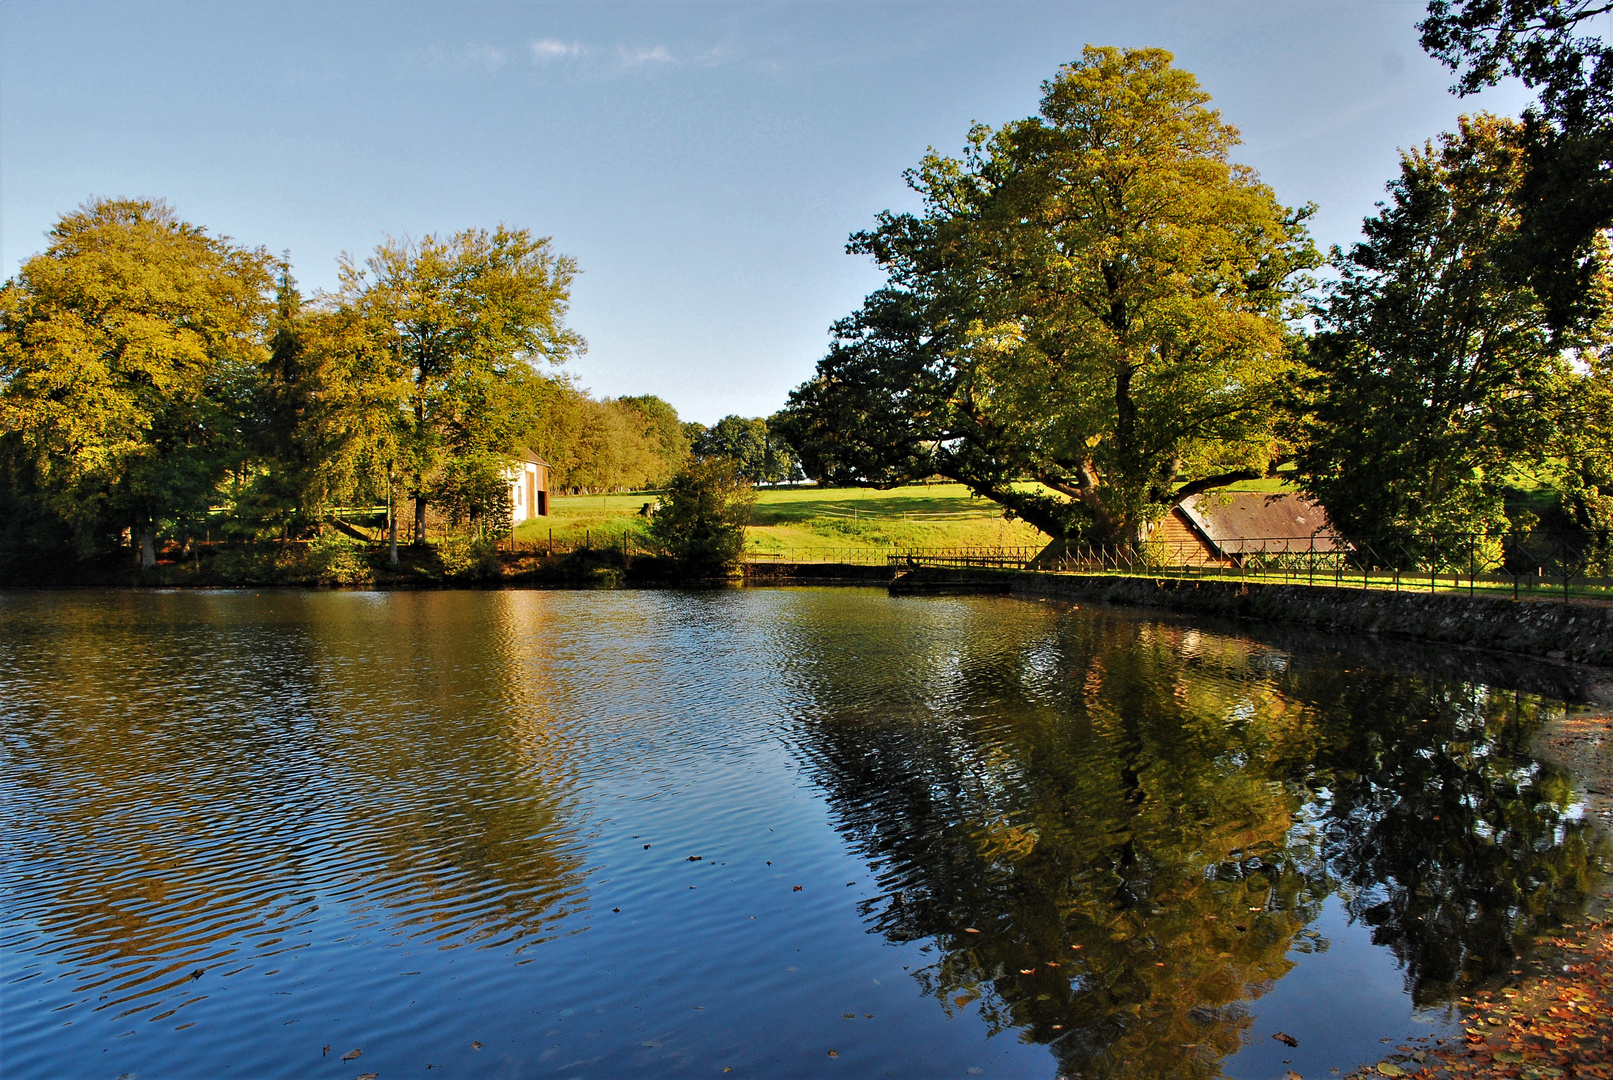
[[302, 532, 375, 585], [1292, 116, 1570, 560], [692, 414, 798, 484], [337, 226, 583, 539], [617, 394, 691, 482], [776, 48, 1317, 545], [0, 198, 275, 558], [647, 458, 757, 575], [1420, 0, 1613, 331], [430, 534, 501, 581], [520, 380, 689, 493]]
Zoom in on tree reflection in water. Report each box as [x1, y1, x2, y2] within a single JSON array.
[[785, 602, 1605, 1080]]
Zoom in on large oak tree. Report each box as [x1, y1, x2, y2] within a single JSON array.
[[775, 47, 1318, 547], [0, 199, 274, 564]]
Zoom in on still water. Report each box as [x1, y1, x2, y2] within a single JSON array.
[[0, 588, 1604, 1080]]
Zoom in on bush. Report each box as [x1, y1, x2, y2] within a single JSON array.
[[648, 459, 757, 576], [434, 535, 500, 582], [304, 532, 374, 585]]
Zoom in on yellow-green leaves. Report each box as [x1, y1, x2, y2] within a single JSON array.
[[787, 47, 1317, 544], [0, 199, 274, 553]]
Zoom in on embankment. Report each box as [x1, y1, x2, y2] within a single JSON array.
[[748, 563, 1613, 667]]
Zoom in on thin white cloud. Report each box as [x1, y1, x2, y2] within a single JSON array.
[[414, 44, 511, 72], [530, 38, 586, 62], [617, 45, 675, 66], [462, 44, 510, 71]]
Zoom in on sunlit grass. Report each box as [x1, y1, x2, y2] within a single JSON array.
[[508, 483, 1050, 555]]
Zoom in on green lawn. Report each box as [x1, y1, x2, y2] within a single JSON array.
[[508, 483, 1050, 557]]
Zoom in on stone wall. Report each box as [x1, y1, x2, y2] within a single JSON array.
[[899, 568, 1613, 667], [742, 563, 1613, 667]]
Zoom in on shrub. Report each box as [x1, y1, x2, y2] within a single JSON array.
[[648, 459, 757, 576]]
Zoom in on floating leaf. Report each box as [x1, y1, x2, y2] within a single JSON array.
[[1272, 1032, 1298, 1047], [357, 1074, 379, 1080], [1375, 1063, 1405, 1077], [471, 1041, 483, 1050], [341, 1049, 361, 1062], [827, 1050, 838, 1058]]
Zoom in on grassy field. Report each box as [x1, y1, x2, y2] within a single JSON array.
[[509, 483, 1051, 557]]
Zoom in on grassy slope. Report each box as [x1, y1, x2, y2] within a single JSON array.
[[509, 484, 1049, 556]]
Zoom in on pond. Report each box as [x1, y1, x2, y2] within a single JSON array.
[[0, 588, 1605, 1080]]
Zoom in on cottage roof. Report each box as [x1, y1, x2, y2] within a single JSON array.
[[1176, 491, 1344, 554], [514, 445, 549, 467]]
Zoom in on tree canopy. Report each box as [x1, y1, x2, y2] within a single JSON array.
[[335, 226, 584, 544], [1421, 0, 1613, 331], [1, 202, 704, 566], [691, 414, 799, 485], [0, 199, 275, 563], [775, 47, 1318, 546], [1291, 115, 1572, 557]]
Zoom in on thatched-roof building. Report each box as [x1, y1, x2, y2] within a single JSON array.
[[1151, 491, 1343, 566]]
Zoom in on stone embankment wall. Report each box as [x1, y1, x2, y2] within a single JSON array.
[[746, 563, 1613, 666]]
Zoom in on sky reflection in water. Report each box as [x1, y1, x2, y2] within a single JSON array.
[[0, 588, 1604, 1079]]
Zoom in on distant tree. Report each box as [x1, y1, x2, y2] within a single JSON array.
[[617, 394, 690, 484], [1420, 0, 1613, 331], [1291, 116, 1570, 558], [338, 226, 583, 546], [693, 414, 798, 484], [775, 48, 1317, 547], [648, 458, 757, 575], [0, 198, 274, 564]]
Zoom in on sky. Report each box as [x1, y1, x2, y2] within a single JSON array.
[[0, 1, 1536, 425]]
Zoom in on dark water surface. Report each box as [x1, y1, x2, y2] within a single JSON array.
[[1, 588, 1605, 1080]]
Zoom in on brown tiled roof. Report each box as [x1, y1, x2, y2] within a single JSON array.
[[1176, 492, 1345, 555]]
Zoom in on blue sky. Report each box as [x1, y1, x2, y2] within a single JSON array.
[[1, 1, 1533, 424]]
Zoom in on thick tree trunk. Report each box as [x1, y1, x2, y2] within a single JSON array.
[[138, 527, 156, 570], [413, 495, 427, 547]]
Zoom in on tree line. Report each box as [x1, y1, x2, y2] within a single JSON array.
[[774, 28, 1613, 565], [0, 201, 798, 567]]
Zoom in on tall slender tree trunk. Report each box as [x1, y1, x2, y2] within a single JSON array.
[[413, 489, 426, 547], [138, 526, 156, 570], [387, 459, 399, 565]]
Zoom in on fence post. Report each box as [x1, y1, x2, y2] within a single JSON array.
[[1563, 541, 1571, 605]]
